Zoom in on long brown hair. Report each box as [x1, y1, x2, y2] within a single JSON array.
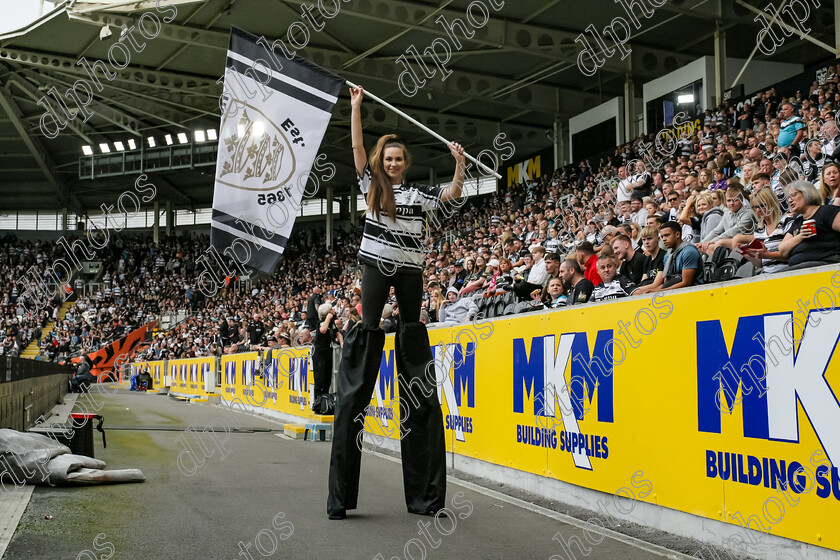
[[820, 161, 840, 203], [367, 134, 410, 220]]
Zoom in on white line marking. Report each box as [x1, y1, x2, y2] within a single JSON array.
[[371, 451, 693, 560]]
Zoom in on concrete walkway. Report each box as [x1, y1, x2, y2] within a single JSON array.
[[2, 389, 695, 560]]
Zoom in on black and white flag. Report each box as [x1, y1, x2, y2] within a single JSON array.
[[211, 27, 343, 275]]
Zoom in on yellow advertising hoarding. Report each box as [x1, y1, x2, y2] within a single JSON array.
[[220, 348, 327, 421], [360, 269, 840, 551], [168, 356, 216, 397], [131, 360, 166, 388]]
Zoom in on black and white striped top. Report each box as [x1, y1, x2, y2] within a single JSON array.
[[358, 163, 443, 271]]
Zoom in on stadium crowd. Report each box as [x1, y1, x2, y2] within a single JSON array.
[[5, 70, 840, 361]]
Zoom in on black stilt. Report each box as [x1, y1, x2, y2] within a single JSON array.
[[327, 324, 385, 519], [394, 321, 446, 515]]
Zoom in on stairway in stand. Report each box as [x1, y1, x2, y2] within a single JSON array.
[[20, 301, 75, 359]]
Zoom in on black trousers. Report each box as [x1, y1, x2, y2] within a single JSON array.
[[311, 341, 333, 399], [328, 265, 446, 517], [360, 264, 423, 325]]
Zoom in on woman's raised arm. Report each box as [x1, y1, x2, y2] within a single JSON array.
[[350, 86, 366, 176]]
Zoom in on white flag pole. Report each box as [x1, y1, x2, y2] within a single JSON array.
[[345, 80, 502, 180]]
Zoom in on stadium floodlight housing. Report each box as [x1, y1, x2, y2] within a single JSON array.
[[127, 139, 136, 150], [99, 143, 111, 153], [677, 94, 694, 104], [194, 130, 206, 142], [207, 129, 217, 140], [147, 136, 156, 147], [165, 134, 173, 146], [177, 132, 188, 144], [82, 145, 93, 156], [114, 141, 125, 151]]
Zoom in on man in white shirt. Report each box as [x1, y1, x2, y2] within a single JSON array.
[[526, 246, 548, 286], [616, 166, 632, 204]]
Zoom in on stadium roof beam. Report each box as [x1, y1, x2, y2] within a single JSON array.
[[655, 0, 753, 25], [69, 0, 207, 16], [340, 0, 457, 69], [280, 0, 592, 67], [272, 0, 357, 56], [734, 0, 836, 55], [7, 76, 97, 145], [16, 69, 145, 136], [676, 22, 739, 53], [0, 47, 220, 97], [293, 46, 563, 118], [155, 0, 236, 71], [46, 68, 211, 128], [521, 0, 562, 24], [0, 86, 83, 214], [65, 10, 229, 51]]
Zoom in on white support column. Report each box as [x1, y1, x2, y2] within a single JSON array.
[[714, 22, 726, 107], [153, 201, 160, 244], [623, 75, 635, 143], [326, 185, 334, 250]]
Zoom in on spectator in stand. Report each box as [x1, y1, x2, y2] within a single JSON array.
[[451, 260, 467, 291], [592, 253, 636, 302], [635, 222, 704, 293], [575, 241, 602, 286], [739, 188, 789, 274], [635, 226, 666, 290], [247, 314, 266, 349], [306, 286, 323, 333], [513, 246, 548, 299], [312, 302, 337, 406], [819, 162, 840, 205], [630, 195, 647, 228], [70, 356, 95, 393], [486, 258, 514, 294], [698, 185, 757, 254], [439, 287, 477, 324], [698, 169, 713, 190], [612, 234, 645, 285], [559, 258, 594, 306], [679, 192, 724, 241], [779, 180, 840, 269], [778, 102, 806, 154], [460, 257, 486, 295], [380, 303, 397, 333], [710, 168, 728, 191]]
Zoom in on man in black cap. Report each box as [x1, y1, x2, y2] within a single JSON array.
[[451, 260, 467, 291]]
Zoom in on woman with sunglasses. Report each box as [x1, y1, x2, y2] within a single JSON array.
[[328, 85, 465, 520]]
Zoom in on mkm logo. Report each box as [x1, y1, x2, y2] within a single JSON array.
[[513, 330, 614, 470], [697, 310, 840, 466], [506, 155, 541, 187], [288, 356, 309, 410], [372, 343, 475, 441]]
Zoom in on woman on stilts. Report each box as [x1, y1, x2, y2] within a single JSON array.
[[327, 85, 466, 519]]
